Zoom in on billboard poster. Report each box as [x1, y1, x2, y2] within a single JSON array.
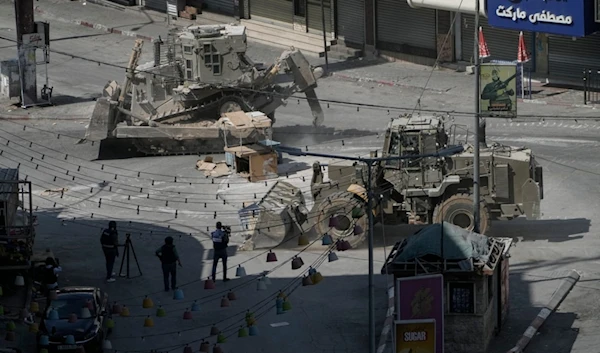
[[396, 274, 444, 353], [479, 63, 517, 118], [395, 319, 436, 353]]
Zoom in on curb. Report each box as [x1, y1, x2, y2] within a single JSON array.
[[33, 6, 156, 42], [506, 269, 580, 353], [376, 286, 395, 353]]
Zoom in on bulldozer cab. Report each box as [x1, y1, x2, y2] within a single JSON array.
[[178, 25, 252, 84]]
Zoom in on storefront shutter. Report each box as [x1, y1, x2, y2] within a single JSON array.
[[144, 0, 167, 12], [337, 0, 364, 46], [250, 0, 293, 23], [203, 0, 235, 15], [548, 34, 600, 80], [376, 0, 437, 58], [307, 0, 333, 34]]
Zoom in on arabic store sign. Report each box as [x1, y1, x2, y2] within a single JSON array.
[[488, 0, 589, 37]]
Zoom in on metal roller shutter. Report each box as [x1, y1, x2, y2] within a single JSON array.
[[307, 0, 332, 33], [144, 0, 166, 12], [338, 0, 364, 46], [461, 15, 533, 69], [376, 0, 436, 58], [203, 0, 234, 14], [250, 0, 293, 23], [549, 34, 600, 79]]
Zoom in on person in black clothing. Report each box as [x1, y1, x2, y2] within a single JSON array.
[[43, 257, 62, 289], [211, 222, 230, 282], [155, 236, 182, 291], [100, 221, 119, 283]]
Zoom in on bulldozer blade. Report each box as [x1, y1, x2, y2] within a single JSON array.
[[239, 181, 308, 250], [305, 89, 324, 126], [84, 97, 114, 141]]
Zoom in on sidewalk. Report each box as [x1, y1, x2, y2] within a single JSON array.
[[22, 0, 595, 109]]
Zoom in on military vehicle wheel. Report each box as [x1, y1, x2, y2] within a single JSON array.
[[432, 193, 490, 234], [314, 191, 368, 249]]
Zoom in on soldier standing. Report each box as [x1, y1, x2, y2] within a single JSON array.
[[100, 221, 119, 283], [211, 222, 230, 282]]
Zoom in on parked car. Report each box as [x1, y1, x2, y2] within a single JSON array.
[[37, 287, 109, 353]]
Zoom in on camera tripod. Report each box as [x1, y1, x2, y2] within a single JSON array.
[[118, 233, 142, 279]]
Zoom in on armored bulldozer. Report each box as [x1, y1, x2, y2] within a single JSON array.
[[82, 24, 324, 156], [309, 114, 544, 247]]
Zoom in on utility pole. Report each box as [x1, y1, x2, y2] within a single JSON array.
[[14, 0, 37, 107], [273, 144, 465, 353], [320, 0, 329, 72], [473, 0, 481, 234]]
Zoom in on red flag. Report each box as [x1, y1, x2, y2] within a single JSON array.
[[479, 26, 490, 58], [517, 31, 531, 63]]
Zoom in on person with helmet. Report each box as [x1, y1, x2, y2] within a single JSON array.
[[100, 221, 119, 283], [155, 236, 182, 292], [211, 221, 230, 282]]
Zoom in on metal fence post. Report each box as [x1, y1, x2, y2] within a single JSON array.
[[583, 69, 588, 105]]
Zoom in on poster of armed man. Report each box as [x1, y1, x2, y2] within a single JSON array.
[[479, 63, 517, 117]]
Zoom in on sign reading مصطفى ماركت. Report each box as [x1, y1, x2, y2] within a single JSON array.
[[487, 0, 591, 37], [395, 319, 436, 353]]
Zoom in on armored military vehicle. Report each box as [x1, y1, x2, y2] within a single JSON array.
[[309, 114, 544, 247], [82, 24, 324, 156]]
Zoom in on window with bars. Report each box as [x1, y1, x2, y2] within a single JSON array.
[[203, 44, 221, 75]]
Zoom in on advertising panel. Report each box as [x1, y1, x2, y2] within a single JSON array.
[[488, 0, 592, 37], [479, 63, 517, 118], [395, 319, 436, 353], [396, 274, 444, 353]]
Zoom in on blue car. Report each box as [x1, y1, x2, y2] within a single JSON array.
[[37, 287, 109, 353]]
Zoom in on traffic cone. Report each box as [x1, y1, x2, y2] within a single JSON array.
[[156, 305, 166, 317], [238, 326, 248, 337], [143, 316, 154, 327], [6, 321, 15, 331], [282, 299, 292, 311], [257, 279, 267, 291], [173, 289, 184, 300], [68, 313, 77, 323], [235, 265, 246, 277], [311, 272, 324, 284], [298, 233, 309, 246], [249, 325, 259, 336], [204, 278, 215, 290], [199, 340, 210, 352], [213, 345, 223, 353], [322, 233, 333, 245], [291, 256, 303, 270], [111, 302, 122, 314], [328, 251, 339, 262], [302, 275, 313, 286], [210, 325, 220, 335], [5, 331, 15, 341], [191, 301, 201, 312], [30, 301, 40, 313], [47, 308, 59, 320], [183, 309, 193, 320], [29, 323, 39, 333], [102, 340, 113, 350], [266, 250, 277, 262], [227, 291, 236, 301], [142, 296, 154, 309], [183, 345, 192, 353], [120, 306, 130, 317], [217, 333, 226, 343]]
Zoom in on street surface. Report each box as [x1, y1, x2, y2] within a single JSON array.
[[1, 1, 599, 353]]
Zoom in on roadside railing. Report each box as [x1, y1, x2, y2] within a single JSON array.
[[583, 69, 600, 105]]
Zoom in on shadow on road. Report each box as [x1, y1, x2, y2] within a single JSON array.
[[488, 218, 590, 243]]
